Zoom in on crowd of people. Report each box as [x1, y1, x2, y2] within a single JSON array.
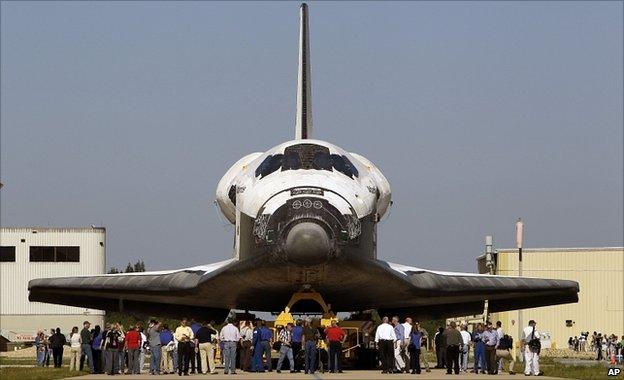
[[32, 317, 346, 375], [32, 315, 622, 376], [378, 317, 544, 376], [568, 331, 624, 362]]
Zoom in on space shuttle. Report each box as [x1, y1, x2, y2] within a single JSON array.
[[29, 4, 578, 321]]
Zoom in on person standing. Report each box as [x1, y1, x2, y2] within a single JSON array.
[[138, 324, 147, 374], [239, 320, 253, 372], [196, 320, 218, 374], [408, 324, 423, 374], [482, 322, 499, 375], [443, 321, 462, 375], [79, 321, 94, 373], [175, 318, 194, 376], [189, 319, 202, 374], [45, 328, 54, 367], [276, 323, 296, 373], [325, 320, 346, 373], [434, 326, 446, 369], [375, 316, 396, 374], [402, 317, 413, 372], [302, 319, 319, 374], [34, 331, 46, 366], [595, 333, 604, 361], [69, 326, 81, 371], [521, 320, 541, 376], [291, 320, 304, 372], [413, 322, 431, 372], [472, 323, 487, 374], [259, 321, 273, 372], [459, 324, 471, 373], [99, 324, 111, 374], [91, 325, 103, 373], [496, 334, 515, 375], [147, 320, 162, 375], [116, 324, 126, 374], [49, 327, 67, 368], [496, 321, 504, 372], [160, 324, 175, 374], [391, 316, 406, 372], [125, 324, 142, 374], [220, 318, 242, 375], [251, 320, 265, 373], [103, 324, 122, 375]]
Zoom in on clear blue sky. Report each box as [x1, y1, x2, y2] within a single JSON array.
[[1, 1, 622, 272]]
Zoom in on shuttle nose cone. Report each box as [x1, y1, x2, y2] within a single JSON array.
[[284, 222, 331, 265]]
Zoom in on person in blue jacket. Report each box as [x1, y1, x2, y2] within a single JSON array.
[[251, 320, 265, 372], [409, 324, 423, 374]]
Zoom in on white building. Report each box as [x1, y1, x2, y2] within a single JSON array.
[[0, 227, 105, 342]]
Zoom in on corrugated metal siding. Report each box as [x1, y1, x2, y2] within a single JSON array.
[[491, 248, 623, 349], [0, 227, 105, 316]]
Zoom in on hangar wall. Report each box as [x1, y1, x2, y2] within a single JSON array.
[[0, 227, 105, 338], [480, 247, 623, 349]]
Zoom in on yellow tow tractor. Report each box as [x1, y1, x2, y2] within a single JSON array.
[[267, 289, 374, 371]]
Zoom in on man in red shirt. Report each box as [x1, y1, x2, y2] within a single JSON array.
[[325, 320, 346, 373], [124, 325, 142, 374]]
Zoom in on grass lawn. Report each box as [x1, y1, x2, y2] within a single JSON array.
[[519, 356, 616, 380], [0, 357, 35, 365], [424, 350, 616, 379], [0, 367, 87, 380]]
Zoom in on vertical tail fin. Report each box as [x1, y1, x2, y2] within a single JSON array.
[[295, 3, 313, 139]]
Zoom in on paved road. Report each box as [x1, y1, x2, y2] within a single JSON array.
[[76, 369, 562, 379]]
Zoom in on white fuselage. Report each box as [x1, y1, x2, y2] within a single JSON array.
[[216, 139, 391, 264]]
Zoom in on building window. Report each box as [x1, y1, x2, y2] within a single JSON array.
[[0, 246, 16, 262], [29, 246, 79, 262]]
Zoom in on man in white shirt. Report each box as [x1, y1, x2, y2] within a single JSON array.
[[459, 324, 472, 372], [402, 318, 413, 372], [496, 321, 504, 372], [521, 320, 541, 376], [219, 319, 241, 375], [374, 316, 396, 374]]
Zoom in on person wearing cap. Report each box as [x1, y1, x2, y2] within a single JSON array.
[[521, 320, 541, 376], [482, 321, 499, 375], [325, 320, 346, 373]]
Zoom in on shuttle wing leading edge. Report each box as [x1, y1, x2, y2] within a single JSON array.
[[28, 257, 578, 320]]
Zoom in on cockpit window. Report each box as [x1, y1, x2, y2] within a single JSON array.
[[281, 150, 302, 171], [312, 151, 332, 171], [256, 144, 359, 179], [255, 153, 283, 178]]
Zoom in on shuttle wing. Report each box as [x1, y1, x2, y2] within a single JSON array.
[[28, 256, 578, 320], [374, 261, 579, 319], [28, 259, 239, 320]]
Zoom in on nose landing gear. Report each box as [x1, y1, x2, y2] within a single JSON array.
[[274, 289, 337, 328]]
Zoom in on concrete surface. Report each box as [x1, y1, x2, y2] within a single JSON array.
[[75, 368, 561, 379]]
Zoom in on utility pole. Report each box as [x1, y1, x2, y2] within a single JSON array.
[[516, 217, 524, 362]]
